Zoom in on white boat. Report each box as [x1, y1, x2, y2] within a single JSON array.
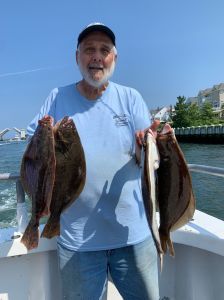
[[0, 164, 223, 300]]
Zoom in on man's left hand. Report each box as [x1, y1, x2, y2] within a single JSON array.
[[135, 120, 160, 163]]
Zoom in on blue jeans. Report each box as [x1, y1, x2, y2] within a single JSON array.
[[57, 237, 159, 300]]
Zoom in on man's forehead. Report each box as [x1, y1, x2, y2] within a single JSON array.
[[80, 32, 114, 47]]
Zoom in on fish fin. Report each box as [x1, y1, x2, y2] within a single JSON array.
[[160, 232, 168, 254], [41, 216, 60, 239], [171, 192, 195, 231], [20, 220, 39, 250], [167, 236, 175, 257], [159, 253, 164, 272]]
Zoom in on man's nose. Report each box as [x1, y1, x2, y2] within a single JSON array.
[[92, 51, 102, 62]]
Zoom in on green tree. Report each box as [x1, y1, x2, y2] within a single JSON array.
[[188, 103, 201, 126], [171, 96, 224, 127], [172, 96, 190, 127], [200, 102, 215, 124]]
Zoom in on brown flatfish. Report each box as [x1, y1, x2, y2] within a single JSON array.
[[156, 123, 195, 256], [41, 116, 86, 239], [20, 116, 56, 250], [142, 132, 164, 267]]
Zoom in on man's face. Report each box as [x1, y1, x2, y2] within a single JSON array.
[[76, 32, 117, 88]]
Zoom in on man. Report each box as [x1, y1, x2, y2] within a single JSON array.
[[27, 22, 160, 300]]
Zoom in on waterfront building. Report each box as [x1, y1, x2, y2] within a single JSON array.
[[187, 83, 224, 117], [150, 106, 172, 122]]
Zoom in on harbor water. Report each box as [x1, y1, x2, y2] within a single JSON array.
[[0, 140, 224, 229]]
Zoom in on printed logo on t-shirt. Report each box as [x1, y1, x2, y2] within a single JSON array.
[[113, 114, 129, 126]]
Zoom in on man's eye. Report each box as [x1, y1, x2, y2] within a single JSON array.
[[84, 48, 95, 54], [101, 49, 110, 55]]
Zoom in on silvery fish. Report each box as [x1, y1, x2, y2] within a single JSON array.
[[142, 132, 164, 267], [41, 116, 86, 239], [156, 124, 195, 256], [20, 116, 56, 250]]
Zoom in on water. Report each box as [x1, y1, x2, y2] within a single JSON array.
[[0, 141, 28, 228], [179, 143, 224, 221], [0, 141, 224, 229]]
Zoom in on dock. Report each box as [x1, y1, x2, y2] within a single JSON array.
[[174, 124, 224, 143]]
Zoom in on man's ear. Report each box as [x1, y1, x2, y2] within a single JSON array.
[[76, 50, 79, 65]]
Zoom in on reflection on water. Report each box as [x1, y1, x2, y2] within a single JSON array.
[[180, 143, 224, 221]]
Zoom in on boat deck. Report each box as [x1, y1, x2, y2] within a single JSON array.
[[0, 209, 224, 300]]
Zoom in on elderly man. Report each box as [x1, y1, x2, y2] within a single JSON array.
[[27, 23, 159, 300]]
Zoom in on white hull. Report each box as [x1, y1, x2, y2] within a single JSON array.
[[0, 209, 223, 300]]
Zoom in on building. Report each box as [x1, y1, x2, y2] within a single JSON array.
[[150, 106, 172, 122], [187, 83, 224, 114]]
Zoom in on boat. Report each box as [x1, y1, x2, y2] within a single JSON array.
[[0, 164, 223, 300]]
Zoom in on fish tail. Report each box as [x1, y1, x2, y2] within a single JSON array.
[[41, 215, 60, 239], [20, 220, 39, 250], [159, 232, 175, 256]]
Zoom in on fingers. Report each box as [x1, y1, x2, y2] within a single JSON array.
[[146, 120, 161, 139], [39, 115, 54, 126], [150, 119, 160, 132], [42, 115, 50, 121], [135, 130, 145, 146], [135, 120, 160, 146], [160, 123, 173, 134], [144, 120, 160, 138]]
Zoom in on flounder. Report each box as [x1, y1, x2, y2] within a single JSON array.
[[20, 116, 56, 250], [41, 116, 86, 238], [156, 124, 195, 256], [141, 132, 164, 266]]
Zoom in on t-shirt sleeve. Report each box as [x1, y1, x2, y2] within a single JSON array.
[[26, 88, 58, 138], [131, 89, 152, 131]]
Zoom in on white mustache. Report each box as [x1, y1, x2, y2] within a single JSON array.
[[88, 64, 103, 69], [78, 58, 116, 88]]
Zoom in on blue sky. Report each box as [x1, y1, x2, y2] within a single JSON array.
[[1, 0, 224, 130]]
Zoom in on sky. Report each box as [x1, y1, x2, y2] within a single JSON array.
[[1, 0, 224, 131]]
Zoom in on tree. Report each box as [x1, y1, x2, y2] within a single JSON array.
[[200, 102, 215, 124], [172, 96, 191, 127], [171, 96, 224, 127], [187, 103, 201, 126]]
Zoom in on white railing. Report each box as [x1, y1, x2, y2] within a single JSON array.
[[0, 173, 19, 180], [1, 164, 224, 181], [0, 164, 223, 234], [188, 164, 224, 177]]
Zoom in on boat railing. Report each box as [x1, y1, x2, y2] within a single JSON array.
[[1, 164, 224, 182], [0, 164, 224, 235], [0, 175, 28, 235], [0, 173, 20, 180], [188, 164, 224, 177]]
